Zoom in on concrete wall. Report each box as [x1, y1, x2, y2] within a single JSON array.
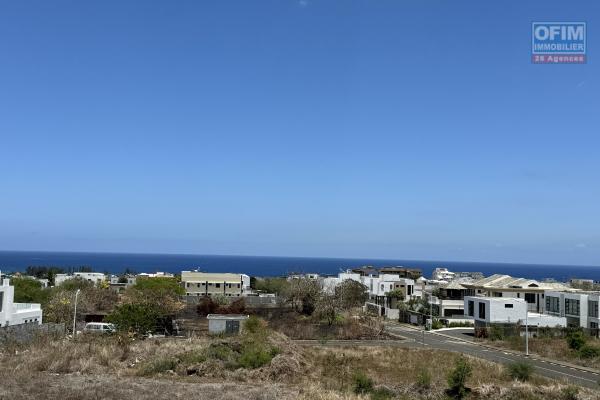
[[465, 296, 527, 324]]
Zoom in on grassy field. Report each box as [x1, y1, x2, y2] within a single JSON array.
[[1, 321, 599, 400]]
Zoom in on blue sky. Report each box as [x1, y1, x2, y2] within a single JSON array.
[[0, 0, 598, 265]]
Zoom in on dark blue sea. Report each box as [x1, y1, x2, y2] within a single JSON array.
[[1, 251, 599, 282]]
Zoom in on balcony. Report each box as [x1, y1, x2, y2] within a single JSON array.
[[13, 303, 41, 312]]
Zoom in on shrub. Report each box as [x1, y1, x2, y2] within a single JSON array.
[[196, 297, 218, 316], [238, 345, 275, 369], [561, 386, 579, 400], [352, 371, 374, 394], [139, 358, 177, 376], [370, 387, 394, 400], [416, 368, 432, 389], [447, 356, 472, 399], [431, 319, 444, 330], [489, 324, 504, 341], [507, 361, 534, 381], [244, 315, 265, 335], [578, 344, 600, 359], [566, 330, 586, 350]]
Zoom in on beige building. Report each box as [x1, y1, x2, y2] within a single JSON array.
[[181, 271, 251, 297]]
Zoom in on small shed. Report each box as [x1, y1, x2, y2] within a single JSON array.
[[207, 314, 249, 335]]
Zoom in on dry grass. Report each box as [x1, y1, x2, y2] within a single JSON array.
[[1, 329, 600, 399], [265, 311, 386, 340], [490, 336, 600, 370]]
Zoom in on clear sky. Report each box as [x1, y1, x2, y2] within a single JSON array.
[[0, 0, 598, 265]]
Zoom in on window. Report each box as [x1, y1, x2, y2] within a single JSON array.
[[467, 301, 474, 317], [505, 304, 513, 308], [492, 292, 503, 297], [215, 283, 221, 288], [478, 302, 486, 319], [237, 284, 241, 288], [546, 296, 560, 313], [589, 301, 599, 318], [565, 298, 580, 315], [524, 293, 536, 304], [591, 322, 598, 329], [0, 292, 3, 312]]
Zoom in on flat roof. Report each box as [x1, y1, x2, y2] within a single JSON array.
[[206, 314, 249, 320]]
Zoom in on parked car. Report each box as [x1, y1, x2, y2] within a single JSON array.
[[83, 322, 116, 334]]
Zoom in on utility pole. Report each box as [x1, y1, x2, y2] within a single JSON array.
[[72, 289, 81, 339], [525, 307, 529, 356]]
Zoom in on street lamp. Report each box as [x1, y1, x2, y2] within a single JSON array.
[[72, 289, 81, 339]]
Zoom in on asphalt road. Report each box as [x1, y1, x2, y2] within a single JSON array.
[[384, 324, 600, 389]]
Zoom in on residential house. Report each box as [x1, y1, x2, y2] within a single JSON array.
[[461, 274, 569, 314], [181, 271, 251, 297], [430, 280, 475, 318], [544, 290, 600, 329], [464, 296, 566, 328], [432, 268, 455, 281], [54, 272, 106, 287]]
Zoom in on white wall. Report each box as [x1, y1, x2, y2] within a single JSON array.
[[0, 279, 43, 327], [465, 296, 527, 324]]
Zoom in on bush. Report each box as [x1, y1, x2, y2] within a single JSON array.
[[447, 356, 472, 399], [370, 387, 394, 400], [431, 319, 444, 330], [196, 297, 218, 316], [507, 361, 534, 381], [106, 303, 159, 336], [244, 315, 265, 335], [352, 371, 374, 394], [489, 324, 504, 341], [238, 345, 276, 369], [578, 344, 600, 359], [139, 358, 177, 375], [566, 330, 586, 350], [416, 368, 432, 389], [561, 386, 579, 400]]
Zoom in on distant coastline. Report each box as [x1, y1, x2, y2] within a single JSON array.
[[1, 250, 599, 282]]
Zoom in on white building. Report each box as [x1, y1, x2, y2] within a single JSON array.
[[544, 290, 600, 329], [461, 274, 569, 314], [138, 272, 174, 278], [0, 277, 43, 327], [432, 268, 455, 282], [181, 271, 251, 297], [54, 272, 106, 287], [464, 296, 566, 328]]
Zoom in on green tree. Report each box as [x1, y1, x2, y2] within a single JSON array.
[[336, 279, 368, 309], [254, 277, 289, 295], [106, 303, 159, 336], [11, 277, 50, 304]]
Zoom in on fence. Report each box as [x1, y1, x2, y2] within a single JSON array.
[[0, 323, 65, 344], [183, 295, 285, 308]]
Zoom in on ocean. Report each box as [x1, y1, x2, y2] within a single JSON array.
[[1, 250, 599, 282]]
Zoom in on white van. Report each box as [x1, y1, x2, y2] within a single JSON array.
[[83, 322, 116, 334]]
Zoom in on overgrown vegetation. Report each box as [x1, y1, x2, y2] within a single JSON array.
[[446, 356, 472, 399], [1, 327, 594, 400], [507, 361, 534, 381]]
